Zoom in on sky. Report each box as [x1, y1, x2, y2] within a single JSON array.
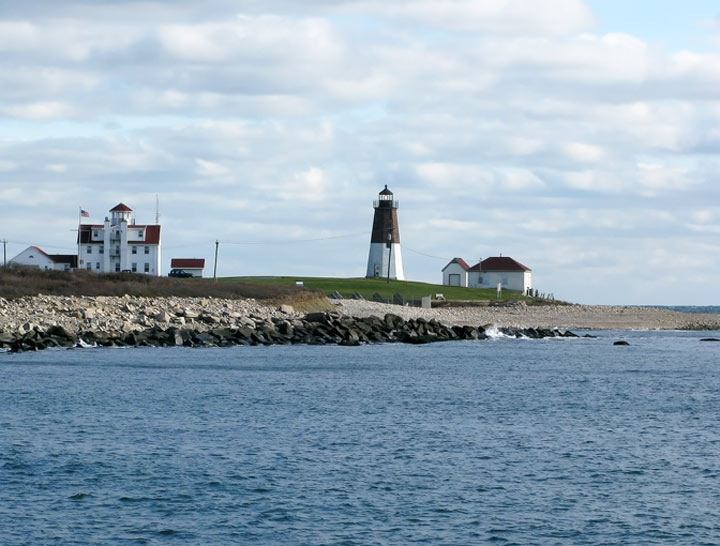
[[2, 0, 720, 305]]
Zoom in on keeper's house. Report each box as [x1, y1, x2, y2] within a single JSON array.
[[442, 256, 532, 293], [9, 246, 77, 271], [78, 203, 161, 275]]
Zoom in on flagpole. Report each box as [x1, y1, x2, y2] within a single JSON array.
[[78, 207, 82, 271]]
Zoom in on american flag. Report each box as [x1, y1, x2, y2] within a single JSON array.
[[80, 209, 89, 217]]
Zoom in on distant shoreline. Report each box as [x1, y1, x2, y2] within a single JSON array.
[[333, 300, 720, 331], [1, 296, 719, 341]]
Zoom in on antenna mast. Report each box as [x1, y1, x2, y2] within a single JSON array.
[[155, 194, 160, 224]]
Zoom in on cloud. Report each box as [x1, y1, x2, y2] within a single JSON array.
[[563, 142, 605, 163], [370, 0, 594, 34], [3, 101, 76, 121], [2, 0, 720, 304]]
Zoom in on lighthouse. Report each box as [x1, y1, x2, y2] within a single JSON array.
[[366, 185, 405, 280]]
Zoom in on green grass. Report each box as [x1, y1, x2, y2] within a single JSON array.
[[220, 276, 535, 303]]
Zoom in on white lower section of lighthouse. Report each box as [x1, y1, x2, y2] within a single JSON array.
[[366, 243, 405, 280]]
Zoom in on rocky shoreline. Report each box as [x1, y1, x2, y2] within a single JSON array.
[[0, 295, 580, 352], [1, 295, 719, 352]]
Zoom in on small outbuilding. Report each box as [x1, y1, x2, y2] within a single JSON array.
[[9, 246, 78, 271], [441, 258, 471, 287], [442, 256, 532, 293], [170, 258, 205, 278]]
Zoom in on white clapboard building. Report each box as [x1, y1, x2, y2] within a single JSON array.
[[442, 256, 532, 293], [78, 203, 162, 275], [9, 246, 77, 271]]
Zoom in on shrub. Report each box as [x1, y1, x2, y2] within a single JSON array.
[[0, 266, 320, 302]]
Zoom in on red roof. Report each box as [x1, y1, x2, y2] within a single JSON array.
[[78, 224, 161, 244], [141, 225, 161, 245], [110, 203, 133, 212], [470, 256, 531, 272], [171, 258, 205, 268], [442, 257, 470, 271], [29, 246, 76, 266]]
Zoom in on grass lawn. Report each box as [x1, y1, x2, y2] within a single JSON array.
[[221, 276, 534, 303]]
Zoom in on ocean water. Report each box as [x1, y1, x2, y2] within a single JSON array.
[[658, 305, 720, 315], [1, 331, 719, 545]]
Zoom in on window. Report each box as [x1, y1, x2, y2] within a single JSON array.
[[115, 263, 120, 272], [144, 263, 150, 273], [132, 246, 137, 254], [99, 245, 104, 254], [86, 263, 92, 270], [131, 262, 137, 272], [87, 245, 92, 254], [138, 230, 144, 238], [144, 246, 149, 255], [93, 230, 98, 238], [96, 262, 100, 270]]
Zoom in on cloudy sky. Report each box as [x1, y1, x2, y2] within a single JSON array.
[[2, 0, 720, 305]]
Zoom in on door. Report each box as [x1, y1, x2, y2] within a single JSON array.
[[448, 273, 460, 286]]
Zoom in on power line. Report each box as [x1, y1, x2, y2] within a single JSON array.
[[219, 231, 367, 246], [401, 245, 453, 262], [4, 239, 78, 253]]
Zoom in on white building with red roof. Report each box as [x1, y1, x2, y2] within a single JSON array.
[[77, 203, 162, 275], [441, 258, 471, 287], [9, 246, 78, 271], [442, 256, 532, 293]]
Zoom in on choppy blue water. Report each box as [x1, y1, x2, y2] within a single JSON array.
[[1, 330, 720, 545]]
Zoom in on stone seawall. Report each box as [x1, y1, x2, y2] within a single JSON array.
[[0, 310, 578, 353], [2, 294, 718, 353]]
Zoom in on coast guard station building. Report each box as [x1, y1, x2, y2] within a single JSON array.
[[78, 203, 162, 275], [442, 256, 532, 293]]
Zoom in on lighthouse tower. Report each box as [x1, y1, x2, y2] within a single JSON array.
[[366, 185, 405, 280]]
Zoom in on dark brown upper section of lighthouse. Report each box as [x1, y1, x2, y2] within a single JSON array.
[[370, 186, 400, 244]]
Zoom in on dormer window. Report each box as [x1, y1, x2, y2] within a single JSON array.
[[138, 230, 144, 239]]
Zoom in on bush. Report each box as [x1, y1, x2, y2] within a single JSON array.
[[0, 265, 320, 302]]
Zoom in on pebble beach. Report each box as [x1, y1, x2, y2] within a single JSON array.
[[1, 295, 719, 335], [334, 300, 720, 330]]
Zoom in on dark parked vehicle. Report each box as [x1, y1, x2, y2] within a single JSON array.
[[168, 269, 193, 278]]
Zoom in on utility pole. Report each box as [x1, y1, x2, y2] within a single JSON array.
[[213, 240, 219, 282]]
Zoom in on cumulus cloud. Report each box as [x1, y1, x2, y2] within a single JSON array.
[[1, 0, 720, 303]]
